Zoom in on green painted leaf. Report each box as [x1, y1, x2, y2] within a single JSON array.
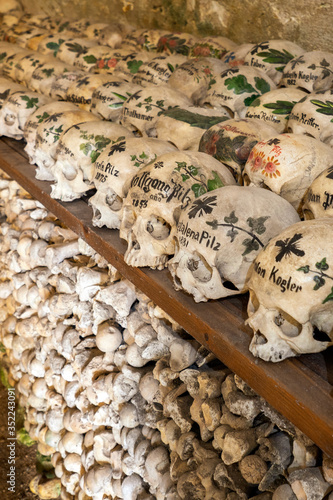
[[139, 151, 148, 159], [323, 286, 333, 304], [315, 257, 329, 271], [83, 54, 97, 64], [21, 96, 39, 109], [207, 171, 224, 191], [313, 275, 325, 290], [263, 100, 296, 115], [90, 150, 100, 163], [127, 59, 143, 73], [224, 211, 238, 224], [17, 428, 36, 446], [297, 265, 310, 273], [224, 75, 257, 95], [242, 238, 259, 256], [254, 76, 271, 94], [181, 174, 190, 181], [244, 94, 259, 107], [162, 107, 229, 129], [257, 48, 295, 66], [112, 92, 128, 101], [192, 183, 207, 197], [108, 102, 125, 109]]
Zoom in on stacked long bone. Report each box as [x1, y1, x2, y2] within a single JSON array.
[[1, 174, 333, 500], [0, 16, 332, 363]]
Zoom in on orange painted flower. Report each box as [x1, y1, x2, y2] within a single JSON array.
[[107, 58, 118, 68], [261, 156, 281, 178], [250, 151, 265, 172], [97, 59, 105, 69]]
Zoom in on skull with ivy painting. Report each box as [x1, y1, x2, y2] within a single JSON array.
[[168, 185, 300, 302], [120, 151, 236, 270], [246, 219, 333, 361]]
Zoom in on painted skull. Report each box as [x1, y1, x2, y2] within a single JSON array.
[[281, 51, 333, 92], [56, 37, 96, 65], [89, 137, 177, 229], [120, 151, 236, 269], [90, 80, 142, 121], [49, 71, 85, 100], [29, 61, 75, 95], [37, 34, 72, 57], [107, 50, 152, 81], [243, 133, 333, 214], [66, 74, 122, 112], [73, 45, 118, 72], [50, 120, 132, 201], [168, 185, 300, 302], [132, 54, 188, 87], [303, 166, 333, 220], [189, 36, 237, 59], [245, 87, 307, 133], [246, 219, 333, 361], [14, 53, 50, 87], [205, 66, 276, 118], [0, 78, 26, 109], [199, 118, 277, 182]]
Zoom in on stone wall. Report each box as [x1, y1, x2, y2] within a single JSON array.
[[19, 0, 333, 52]]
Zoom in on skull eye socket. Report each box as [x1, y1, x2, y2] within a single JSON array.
[[105, 190, 122, 212], [4, 113, 15, 125], [146, 216, 171, 240], [302, 208, 314, 220], [187, 253, 212, 283], [63, 164, 78, 181], [274, 311, 301, 338]]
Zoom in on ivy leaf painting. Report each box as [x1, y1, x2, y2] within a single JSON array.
[[297, 265, 310, 273], [139, 151, 148, 159], [254, 77, 271, 94], [90, 150, 100, 163], [250, 97, 261, 107], [42, 68, 55, 77], [21, 96, 39, 109], [46, 40, 64, 57], [320, 58, 330, 68], [313, 275, 326, 290], [127, 59, 143, 73], [310, 99, 333, 118], [224, 211, 238, 225], [227, 228, 238, 242], [244, 94, 260, 107], [0, 52, 7, 62], [162, 107, 229, 129], [187, 165, 199, 176], [181, 174, 190, 182], [316, 257, 329, 271], [263, 100, 296, 115], [192, 183, 207, 198], [80, 143, 92, 156], [257, 48, 295, 69], [224, 75, 256, 94], [242, 238, 259, 256], [247, 216, 269, 235], [308, 63, 316, 70], [83, 54, 97, 64], [207, 171, 224, 191], [323, 286, 333, 304]]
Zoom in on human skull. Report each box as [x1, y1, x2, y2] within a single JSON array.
[[83, 22, 109, 41], [132, 54, 188, 87], [120, 151, 236, 269], [49, 71, 85, 100], [288, 91, 333, 146], [243, 40, 305, 85], [16, 28, 48, 51], [37, 34, 73, 57], [0, 77, 26, 109], [66, 74, 121, 111], [281, 51, 333, 92], [101, 50, 152, 81], [156, 32, 198, 56], [14, 52, 51, 87], [189, 36, 237, 59], [29, 61, 75, 95], [246, 219, 333, 361], [56, 38, 96, 66], [205, 66, 276, 118], [245, 88, 307, 133], [168, 185, 300, 302], [167, 57, 228, 105], [199, 118, 277, 182], [98, 22, 132, 49], [302, 166, 333, 220], [89, 137, 177, 229], [243, 133, 333, 214], [0, 90, 51, 139], [73, 45, 118, 72], [2, 49, 31, 81], [119, 85, 192, 137], [156, 106, 229, 150], [222, 43, 256, 67], [33, 109, 98, 181], [50, 120, 132, 201], [23, 101, 78, 162], [90, 80, 142, 121], [0, 42, 26, 71]]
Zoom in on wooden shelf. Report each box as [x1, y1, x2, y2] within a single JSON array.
[[1, 137, 333, 457]]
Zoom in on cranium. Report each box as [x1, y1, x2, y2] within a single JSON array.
[[303, 166, 333, 220], [66, 74, 121, 111], [288, 90, 333, 146], [49, 71, 85, 100], [199, 118, 277, 182], [14, 52, 51, 87], [50, 120, 132, 201], [119, 85, 192, 137], [245, 88, 307, 133], [0, 77, 26, 109], [0, 90, 51, 139], [33, 109, 98, 181], [23, 101, 78, 162], [98, 49, 152, 81], [90, 80, 142, 121], [205, 66, 276, 118], [189, 36, 237, 59], [73, 45, 118, 72], [84, 22, 109, 41], [16, 28, 48, 51], [246, 219, 333, 361], [156, 32, 198, 56], [29, 61, 75, 95], [222, 43, 256, 67], [0, 42, 26, 71], [56, 38, 96, 66], [2, 49, 31, 81], [167, 57, 228, 105], [168, 185, 299, 302], [281, 51, 333, 92], [243, 133, 333, 214], [37, 34, 73, 58], [132, 54, 188, 87], [243, 40, 305, 85], [156, 105, 230, 150], [89, 136, 177, 229], [120, 151, 236, 269]]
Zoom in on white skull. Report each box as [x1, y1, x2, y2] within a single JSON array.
[[0, 42, 26, 71], [189, 36, 237, 58], [98, 22, 130, 48], [14, 52, 50, 87], [66, 74, 121, 111], [303, 166, 333, 220], [89, 137, 177, 229], [49, 71, 85, 100], [288, 90, 333, 146], [246, 219, 333, 361], [50, 120, 132, 201], [281, 51, 333, 92], [84, 22, 109, 41], [0, 77, 26, 109], [222, 43, 256, 67], [33, 109, 97, 181], [199, 118, 277, 182], [156, 105, 230, 150], [73, 45, 118, 72], [23, 101, 78, 163], [56, 38, 96, 66], [37, 34, 73, 57], [0, 90, 51, 139], [29, 61, 75, 95], [108, 49, 152, 81], [243, 40, 305, 85], [2, 49, 31, 81], [243, 133, 333, 214], [91, 80, 142, 121], [245, 88, 307, 133], [168, 186, 300, 302], [205, 66, 276, 118], [120, 151, 236, 269], [132, 54, 187, 87], [119, 85, 192, 137], [156, 32, 199, 55]]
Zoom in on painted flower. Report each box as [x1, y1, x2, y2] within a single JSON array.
[[107, 58, 118, 68], [193, 45, 212, 57], [203, 67, 212, 75], [157, 37, 168, 51], [250, 151, 265, 172], [204, 132, 220, 156], [98, 59, 105, 69], [168, 38, 178, 49], [261, 156, 281, 178]]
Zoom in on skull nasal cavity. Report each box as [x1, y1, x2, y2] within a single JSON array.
[[146, 216, 171, 240]]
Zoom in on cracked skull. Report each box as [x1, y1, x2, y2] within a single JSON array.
[[168, 185, 300, 302], [246, 219, 333, 361]]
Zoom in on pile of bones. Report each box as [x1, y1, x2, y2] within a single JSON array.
[[0, 5, 332, 499]]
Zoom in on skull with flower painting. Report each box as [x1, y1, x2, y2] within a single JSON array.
[[120, 151, 236, 269], [168, 185, 300, 302], [132, 54, 188, 87], [288, 90, 333, 146], [156, 32, 198, 56], [199, 118, 277, 182], [89, 137, 177, 229], [204, 66, 276, 118], [245, 88, 307, 133], [302, 166, 333, 220], [189, 36, 237, 59], [50, 120, 132, 202], [246, 219, 333, 362], [281, 51, 333, 92], [242, 133, 333, 215], [119, 85, 192, 137], [90, 80, 142, 121]]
